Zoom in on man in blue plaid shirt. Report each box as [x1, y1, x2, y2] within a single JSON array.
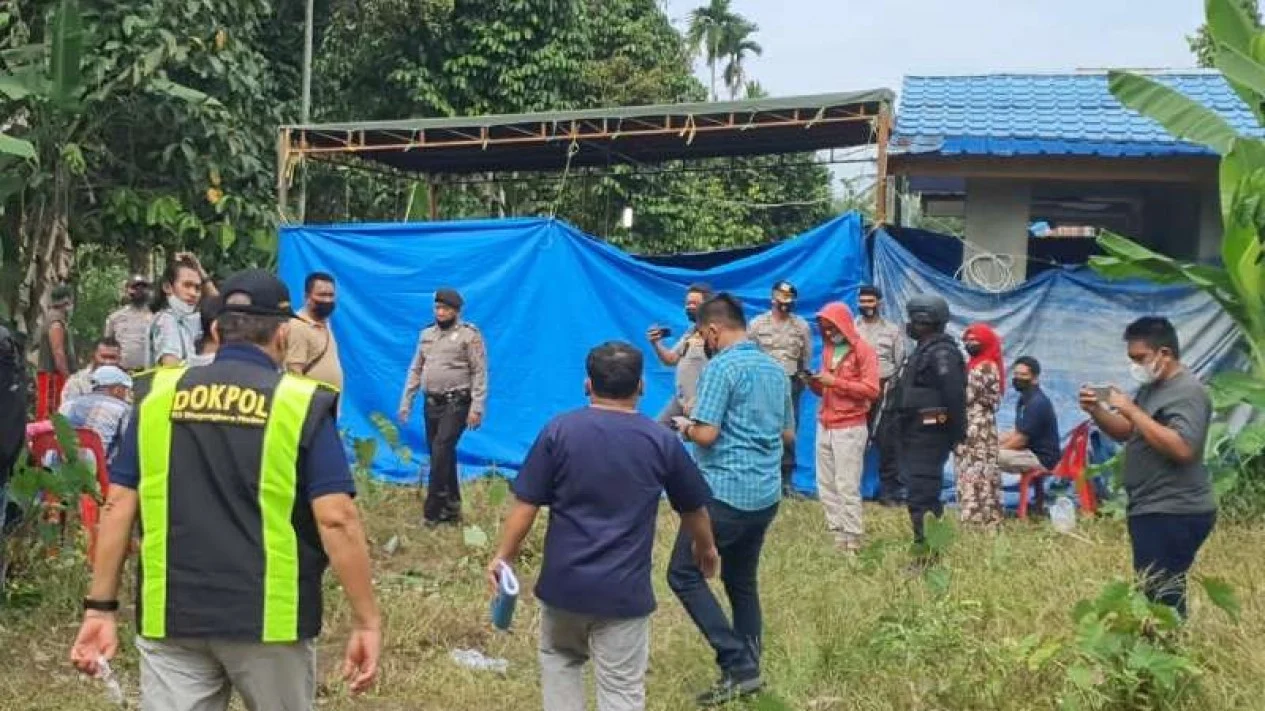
[[670, 293, 794, 706]]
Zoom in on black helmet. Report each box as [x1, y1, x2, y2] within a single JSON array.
[[772, 280, 797, 299], [906, 293, 950, 325]]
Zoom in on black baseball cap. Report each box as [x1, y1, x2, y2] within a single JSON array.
[[219, 269, 295, 318]]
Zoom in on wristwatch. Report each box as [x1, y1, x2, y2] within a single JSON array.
[[83, 598, 120, 612]]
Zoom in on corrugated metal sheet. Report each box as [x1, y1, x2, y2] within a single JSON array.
[[893, 72, 1261, 157]]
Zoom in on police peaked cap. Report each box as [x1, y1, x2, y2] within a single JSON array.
[[219, 269, 295, 318], [435, 288, 464, 310]]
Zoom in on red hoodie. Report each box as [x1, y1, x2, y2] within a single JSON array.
[[809, 302, 881, 429]]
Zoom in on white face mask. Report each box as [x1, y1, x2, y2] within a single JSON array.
[[1129, 356, 1162, 385], [167, 294, 197, 317]]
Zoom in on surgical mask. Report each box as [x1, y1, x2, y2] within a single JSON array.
[[702, 332, 717, 358], [167, 294, 196, 317], [859, 306, 876, 318], [685, 307, 697, 323], [1129, 356, 1163, 385], [831, 333, 846, 346], [1012, 378, 1032, 391], [311, 301, 335, 320], [964, 342, 982, 357]]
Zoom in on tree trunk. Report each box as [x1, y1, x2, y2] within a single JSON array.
[[17, 166, 74, 339]]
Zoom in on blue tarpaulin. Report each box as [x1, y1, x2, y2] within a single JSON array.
[[278, 214, 871, 491], [872, 229, 1242, 502]]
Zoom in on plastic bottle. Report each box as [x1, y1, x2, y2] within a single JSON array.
[[1050, 496, 1076, 533]]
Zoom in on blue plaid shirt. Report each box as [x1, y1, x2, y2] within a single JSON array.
[[692, 340, 792, 511]]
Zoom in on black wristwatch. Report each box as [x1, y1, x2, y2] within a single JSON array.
[[83, 598, 120, 612]]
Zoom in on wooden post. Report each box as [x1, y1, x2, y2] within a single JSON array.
[[276, 128, 291, 223], [428, 178, 439, 220], [874, 103, 892, 225]]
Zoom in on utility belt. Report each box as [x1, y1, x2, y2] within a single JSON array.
[[426, 389, 472, 407]]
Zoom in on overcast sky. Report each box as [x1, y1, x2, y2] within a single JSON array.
[[663, 0, 1210, 99]]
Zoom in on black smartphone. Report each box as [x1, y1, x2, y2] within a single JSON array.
[[657, 326, 673, 338], [795, 369, 814, 381]]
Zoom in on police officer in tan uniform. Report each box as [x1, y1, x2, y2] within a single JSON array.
[[748, 280, 812, 495], [398, 288, 488, 526]]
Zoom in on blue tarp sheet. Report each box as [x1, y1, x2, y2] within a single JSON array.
[[872, 229, 1242, 502], [279, 214, 871, 491]]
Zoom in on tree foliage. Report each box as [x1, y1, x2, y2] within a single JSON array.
[[0, 0, 836, 335], [1189, 0, 1262, 67]]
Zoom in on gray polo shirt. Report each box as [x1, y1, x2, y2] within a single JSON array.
[[1122, 369, 1216, 517]]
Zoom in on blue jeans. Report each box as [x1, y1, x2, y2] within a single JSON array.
[[1128, 512, 1216, 618], [667, 499, 778, 678]]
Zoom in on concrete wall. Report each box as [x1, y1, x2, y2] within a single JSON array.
[[963, 178, 1031, 285]]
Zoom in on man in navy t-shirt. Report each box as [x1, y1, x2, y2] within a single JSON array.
[[489, 341, 718, 711], [999, 356, 1062, 476]]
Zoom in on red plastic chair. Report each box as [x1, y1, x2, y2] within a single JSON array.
[[1017, 421, 1096, 519], [24, 420, 110, 561]]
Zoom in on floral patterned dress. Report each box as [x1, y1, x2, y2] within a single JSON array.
[[955, 363, 1002, 525]]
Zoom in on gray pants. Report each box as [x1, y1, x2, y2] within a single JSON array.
[[136, 636, 315, 711], [539, 604, 651, 711]]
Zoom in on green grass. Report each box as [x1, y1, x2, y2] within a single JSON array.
[[2, 480, 1264, 710]]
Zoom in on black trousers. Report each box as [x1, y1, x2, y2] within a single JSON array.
[[668, 500, 778, 678], [423, 393, 470, 523], [868, 389, 901, 501], [1128, 512, 1216, 618], [900, 428, 954, 544], [782, 377, 804, 491]]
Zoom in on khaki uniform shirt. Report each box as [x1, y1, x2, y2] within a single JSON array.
[[286, 311, 344, 390], [856, 317, 906, 381], [671, 326, 709, 408], [104, 305, 153, 371], [748, 312, 812, 376], [399, 320, 488, 415]]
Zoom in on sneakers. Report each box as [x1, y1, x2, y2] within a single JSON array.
[[695, 672, 764, 707]]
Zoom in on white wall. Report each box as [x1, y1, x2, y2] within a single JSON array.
[[964, 178, 1032, 284]]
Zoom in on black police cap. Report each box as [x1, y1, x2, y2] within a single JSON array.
[[219, 269, 295, 318]]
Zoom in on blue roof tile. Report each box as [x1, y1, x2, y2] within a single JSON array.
[[892, 71, 1262, 157]]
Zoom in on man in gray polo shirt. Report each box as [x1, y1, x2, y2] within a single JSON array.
[[648, 282, 712, 426], [1079, 316, 1215, 618]]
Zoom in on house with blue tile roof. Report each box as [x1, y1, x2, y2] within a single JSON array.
[[889, 70, 1257, 282]]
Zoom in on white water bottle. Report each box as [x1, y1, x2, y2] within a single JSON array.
[[1051, 496, 1076, 533]]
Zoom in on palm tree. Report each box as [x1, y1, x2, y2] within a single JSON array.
[[686, 0, 737, 101], [722, 20, 762, 99]]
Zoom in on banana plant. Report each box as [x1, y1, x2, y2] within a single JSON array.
[[1094, 0, 1265, 496]]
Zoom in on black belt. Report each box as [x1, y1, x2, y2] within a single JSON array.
[[426, 389, 472, 405]]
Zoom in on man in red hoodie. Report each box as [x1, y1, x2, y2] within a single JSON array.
[[804, 302, 880, 554]]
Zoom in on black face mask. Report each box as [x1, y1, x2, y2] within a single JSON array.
[[1012, 378, 1033, 391], [311, 301, 335, 320], [905, 322, 936, 341], [685, 308, 697, 323], [702, 334, 717, 358], [859, 306, 877, 318], [774, 301, 793, 314], [964, 342, 982, 357], [129, 290, 149, 306], [436, 316, 457, 330]]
